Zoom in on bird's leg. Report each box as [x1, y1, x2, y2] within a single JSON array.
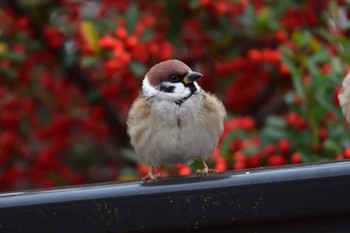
[[195, 159, 218, 176], [141, 165, 164, 182]]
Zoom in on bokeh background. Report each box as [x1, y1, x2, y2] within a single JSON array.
[[1, 0, 350, 191]]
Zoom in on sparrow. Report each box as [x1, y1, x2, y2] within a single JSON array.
[[127, 59, 226, 181]]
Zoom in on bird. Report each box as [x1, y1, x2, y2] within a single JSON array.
[[127, 59, 226, 181], [339, 72, 350, 124]]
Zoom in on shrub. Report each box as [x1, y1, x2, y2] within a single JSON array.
[[0, 0, 349, 190]]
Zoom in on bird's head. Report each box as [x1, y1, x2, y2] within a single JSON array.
[[142, 59, 202, 103]]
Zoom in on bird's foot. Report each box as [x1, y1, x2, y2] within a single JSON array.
[[141, 173, 164, 182], [195, 167, 218, 176]]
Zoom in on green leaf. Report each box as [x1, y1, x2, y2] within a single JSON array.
[[292, 31, 312, 47], [0, 69, 16, 78], [141, 28, 155, 41], [256, 8, 272, 33], [87, 89, 101, 102], [307, 61, 320, 78], [279, 45, 293, 57], [270, 1, 290, 20], [310, 105, 327, 121], [318, 28, 334, 42], [238, 3, 256, 37], [281, 56, 306, 102], [218, 15, 231, 35], [129, 60, 147, 78], [315, 91, 338, 113], [27, 41, 43, 51], [102, 17, 116, 31], [284, 91, 297, 105], [243, 145, 258, 156], [120, 167, 138, 178], [261, 116, 289, 145], [70, 145, 99, 168], [330, 57, 342, 74], [125, 4, 139, 33], [165, 1, 183, 45], [261, 127, 288, 142], [189, 0, 200, 9], [0, 52, 26, 62], [299, 149, 319, 163], [120, 148, 139, 163], [295, 131, 312, 146], [323, 139, 342, 153], [191, 159, 202, 170], [265, 115, 286, 129], [81, 20, 100, 54], [220, 129, 248, 156], [81, 56, 99, 67], [62, 53, 77, 69], [309, 47, 329, 63]]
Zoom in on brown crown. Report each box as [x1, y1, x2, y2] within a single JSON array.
[[146, 60, 191, 86]]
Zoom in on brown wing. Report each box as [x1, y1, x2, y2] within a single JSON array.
[[201, 92, 226, 135], [127, 96, 151, 147]]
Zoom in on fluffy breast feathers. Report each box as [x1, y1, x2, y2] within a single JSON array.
[[127, 91, 226, 166]]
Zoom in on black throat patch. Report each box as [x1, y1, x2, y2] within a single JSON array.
[[175, 83, 197, 106]]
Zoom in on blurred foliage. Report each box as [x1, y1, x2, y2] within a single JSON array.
[[0, 0, 350, 191]]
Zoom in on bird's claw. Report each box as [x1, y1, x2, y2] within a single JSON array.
[[141, 173, 164, 182], [195, 167, 218, 176]]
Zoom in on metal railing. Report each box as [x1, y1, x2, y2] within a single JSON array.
[[1, 161, 350, 233]]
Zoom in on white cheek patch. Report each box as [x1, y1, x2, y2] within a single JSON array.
[[142, 76, 193, 101], [193, 82, 200, 93], [142, 76, 158, 97]]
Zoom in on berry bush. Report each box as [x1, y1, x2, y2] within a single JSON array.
[[1, 0, 350, 190]]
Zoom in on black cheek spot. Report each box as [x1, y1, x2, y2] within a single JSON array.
[[185, 82, 197, 94], [159, 85, 175, 93]]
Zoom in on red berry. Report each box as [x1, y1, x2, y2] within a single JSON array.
[[268, 154, 286, 166], [199, 0, 210, 6], [279, 139, 290, 154], [0, 130, 16, 154], [233, 161, 245, 170], [1, 166, 22, 186], [263, 144, 276, 156], [293, 95, 302, 105], [319, 128, 328, 141], [345, 147, 350, 159], [40, 179, 55, 188], [335, 153, 344, 160], [137, 164, 149, 176], [247, 154, 261, 168], [179, 165, 191, 176], [126, 36, 138, 48], [233, 151, 245, 162], [215, 157, 227, 172], [291, 152, 302, 164], [241, 117, 255, 130], [248, 49, 262, 61], [229, 139, 242, 152], [115, 27, 128, 39]]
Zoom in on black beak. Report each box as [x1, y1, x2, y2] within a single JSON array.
[[183, 71, 203, 84]]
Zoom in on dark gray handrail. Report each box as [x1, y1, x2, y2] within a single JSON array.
[[1, 161, 350, 233]]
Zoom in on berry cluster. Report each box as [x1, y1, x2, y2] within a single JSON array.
[[1, 0, 350, 190]]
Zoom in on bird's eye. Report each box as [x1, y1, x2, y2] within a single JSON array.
[[169, 74, 180, 82]]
